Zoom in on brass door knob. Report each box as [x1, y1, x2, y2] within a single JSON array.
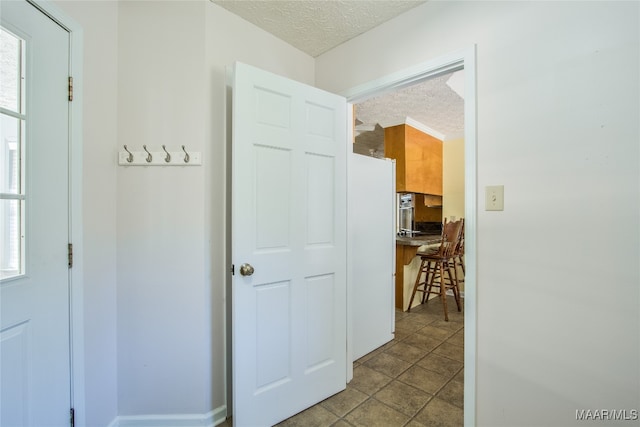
[[239, 263, 255, 276]]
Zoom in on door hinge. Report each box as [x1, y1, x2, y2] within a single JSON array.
[[70, 408, 75, 427], [68, 243, 73, 268], [68, 76, 73, 102], [230, 264, 235, 276]]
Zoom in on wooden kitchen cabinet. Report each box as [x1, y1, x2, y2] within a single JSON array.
[[384, 124, 443, 195]]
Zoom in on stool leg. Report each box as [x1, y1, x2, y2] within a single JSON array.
[[448, 262, 462, 312], [439, 262, 449, 321], [424, 261, 437, 304]]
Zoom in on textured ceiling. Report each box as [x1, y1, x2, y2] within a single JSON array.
[[354, 71, 465, 156], [211, 0, 427, 57], [356, 72, 464, 138], [212, 0, 464, 155]]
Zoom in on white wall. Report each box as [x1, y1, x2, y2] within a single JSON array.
[[116, 0, 315, 418], [317, 1, 639, 426], [116, 0, 210, 415], [54, 1, 119, 426], [54, 0, 315, 423]]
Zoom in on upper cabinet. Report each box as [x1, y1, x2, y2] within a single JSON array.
[[384, 124, 443, 195]]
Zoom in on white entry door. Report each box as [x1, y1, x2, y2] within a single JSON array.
[[232, 62, 347, 426], [1, 1, 71, 426]]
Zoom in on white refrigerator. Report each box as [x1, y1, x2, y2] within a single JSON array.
[[349, 153, 396, 360]]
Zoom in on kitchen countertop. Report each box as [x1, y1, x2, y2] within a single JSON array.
[[396, 234, 441, 247]]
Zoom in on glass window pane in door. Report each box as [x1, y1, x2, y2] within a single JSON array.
[[0, 28, 22, 113], [1, 114, 21, 194], [0, 199, 23, 279], [1, 26, 25, 281]]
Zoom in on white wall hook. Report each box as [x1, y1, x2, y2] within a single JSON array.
[[118, 145, 201, 166]]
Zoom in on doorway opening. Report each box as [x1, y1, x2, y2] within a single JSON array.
[[344, 47, 477, 425]]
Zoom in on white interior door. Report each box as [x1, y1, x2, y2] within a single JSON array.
[[349, 153, 395, 360], [0, 1, 71, 425], [232, 62, 347, 426]]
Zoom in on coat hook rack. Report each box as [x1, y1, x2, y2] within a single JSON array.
[[118, 145, 201, 166]]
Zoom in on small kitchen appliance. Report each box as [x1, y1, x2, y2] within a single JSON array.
[[397, 193, 415, 236]]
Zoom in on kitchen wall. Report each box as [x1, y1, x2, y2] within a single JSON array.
[[54, 0, 314, 423], [316, 1, 639, 425], [443, 137, 464, 222]]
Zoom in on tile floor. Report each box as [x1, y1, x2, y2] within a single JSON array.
[[223, 296, 464, 427]]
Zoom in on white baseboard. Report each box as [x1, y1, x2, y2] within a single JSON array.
[[427, 290, 465, 299], [108, 406, 227, 427], [448, 289, 465, 298]]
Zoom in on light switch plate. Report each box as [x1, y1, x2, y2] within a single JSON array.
[[485, 185, 504, 211]]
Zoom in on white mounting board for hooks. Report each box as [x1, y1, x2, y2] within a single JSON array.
[[118, 150, 201, 166]]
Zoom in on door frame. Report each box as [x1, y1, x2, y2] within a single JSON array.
[[23, 0, 85, 423], [342, 46, 477, 426]]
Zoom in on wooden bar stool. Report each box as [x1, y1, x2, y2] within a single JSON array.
[[407, 218, 464, 321], [454, 220, 465, 287]]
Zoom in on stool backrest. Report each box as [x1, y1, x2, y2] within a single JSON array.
[[436, 218, 463, 258]]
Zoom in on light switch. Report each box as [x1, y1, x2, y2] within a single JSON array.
[[485, 185, 504, 211]]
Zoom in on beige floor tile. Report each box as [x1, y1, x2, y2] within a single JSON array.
[[320, 387, 369, 417], [437, 379, 464, 409], [392, 328, 412, 341], [413, 397, 463, 427], [401, 332, 444, 352], [349, 364, 393, 395], [416, 324, 454, 340], [363, 352, 412, 378], [406, 305, 443, 322], [355, 345, 385, 364], [397, 365, 450, 395], [432, 342, 464, 363], [394, 315, 430, 333], [416, 352, 463, 378], [452, 369, 464, 383], [384, 341, 431, 364], [405, 420, 428, 427], [374, 380, 433, 417], [447, 329, 464, 347], [430, 318, 464, 332], [276, 404, 339, 427], [344, 398, 410, 427]]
